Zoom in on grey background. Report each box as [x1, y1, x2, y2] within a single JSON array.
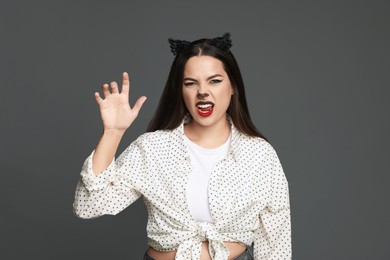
[[1, 1, 389, 259]]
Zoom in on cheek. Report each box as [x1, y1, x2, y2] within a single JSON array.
[[221, 86, 234, 103], [182, 89, 193, 109]]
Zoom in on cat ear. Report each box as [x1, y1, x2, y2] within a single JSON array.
[[168, 39, 191, 56], [210, 32, 232, 53]]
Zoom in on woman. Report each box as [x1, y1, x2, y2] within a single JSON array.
[[73, 33, 291, 260]]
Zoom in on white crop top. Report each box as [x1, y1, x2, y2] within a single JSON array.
[[183, 134, 231, 223]]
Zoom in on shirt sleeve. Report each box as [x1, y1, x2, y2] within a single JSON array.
[[73, 139, 146, 219], [253, 144, 292, 259]]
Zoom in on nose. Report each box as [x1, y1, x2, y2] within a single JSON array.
[[197, 92, 209, 100]]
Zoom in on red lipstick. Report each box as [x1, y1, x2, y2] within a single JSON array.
[[196, 101, 214, 117]]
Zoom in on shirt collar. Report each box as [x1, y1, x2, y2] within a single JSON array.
[[171, 114, 241, 163]]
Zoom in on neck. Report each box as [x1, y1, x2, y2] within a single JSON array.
[[184, 115, 231, 148]]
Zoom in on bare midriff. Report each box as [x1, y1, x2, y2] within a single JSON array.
[[147, 241, 246, 260]]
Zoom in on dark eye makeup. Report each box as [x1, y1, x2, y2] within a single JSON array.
[[183, 81, 196, 87], [210, 79, 222, 84]]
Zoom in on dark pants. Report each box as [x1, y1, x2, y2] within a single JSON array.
[[143, 247, 253, 260]]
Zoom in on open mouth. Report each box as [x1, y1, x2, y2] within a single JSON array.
[[196, 101, 214, 117]]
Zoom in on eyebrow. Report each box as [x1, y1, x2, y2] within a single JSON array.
[[183, 74, 224, 81]]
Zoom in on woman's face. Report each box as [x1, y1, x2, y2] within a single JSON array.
[[182, 55, 234, 128]]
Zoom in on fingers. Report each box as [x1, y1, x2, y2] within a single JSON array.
[[122, 72, 130, 95], [102, 84, 110, 98], [132, 96, 147, 114], [94, 92, 103, 105], [96, 72, 131, 102], [110, 81, 119, 94]]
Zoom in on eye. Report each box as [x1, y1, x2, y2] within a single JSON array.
[[210, 79, 222, 84], [183, 81, 196, 87]]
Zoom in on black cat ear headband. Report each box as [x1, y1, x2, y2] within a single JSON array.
[[168, 32, 232, 56]]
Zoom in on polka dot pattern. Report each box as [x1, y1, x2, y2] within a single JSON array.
[[73, 116, 291, 259]]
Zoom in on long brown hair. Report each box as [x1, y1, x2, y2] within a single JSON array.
[[147, 37, 267, 141]]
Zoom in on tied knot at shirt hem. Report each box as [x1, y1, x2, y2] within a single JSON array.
[[176, 222, 230, 259]]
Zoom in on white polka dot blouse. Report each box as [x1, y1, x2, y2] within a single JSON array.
[[73, 116, 291, 259]]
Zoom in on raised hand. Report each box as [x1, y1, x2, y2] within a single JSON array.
[[94, 72, 147, 132]]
